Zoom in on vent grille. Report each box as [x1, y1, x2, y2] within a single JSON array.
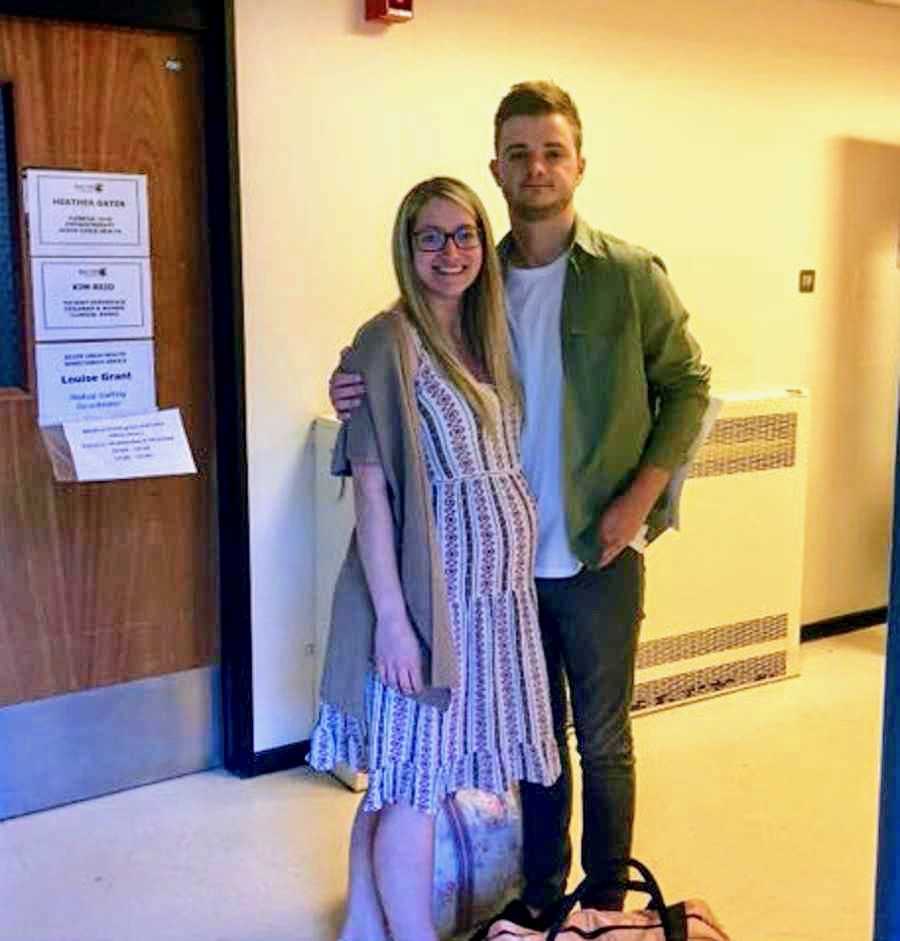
[[636, 614, 788, 669], [690, 412, 797, 478], [632, 652, 787, 712]]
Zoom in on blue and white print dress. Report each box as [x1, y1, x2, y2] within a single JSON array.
[[309, 340, 560, 814]]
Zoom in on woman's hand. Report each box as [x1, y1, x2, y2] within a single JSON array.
[[374, 612, 425, 696], [351, 462, 423, 696]]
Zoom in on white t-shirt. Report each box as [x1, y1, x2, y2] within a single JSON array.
[[506, 252, 646, 579]]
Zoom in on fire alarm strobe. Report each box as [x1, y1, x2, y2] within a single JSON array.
[[366, 0, 413, 23]]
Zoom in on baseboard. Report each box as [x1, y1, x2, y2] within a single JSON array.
[[238, 740, 310, 778], [801, 607, 888, 643]]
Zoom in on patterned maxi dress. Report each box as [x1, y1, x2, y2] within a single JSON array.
[[309, 341, 560, 814]]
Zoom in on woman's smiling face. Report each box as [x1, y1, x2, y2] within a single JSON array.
[[411, 197, 483, 311]]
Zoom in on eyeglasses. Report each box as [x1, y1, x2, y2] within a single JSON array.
[[412, 225, 481, 253]]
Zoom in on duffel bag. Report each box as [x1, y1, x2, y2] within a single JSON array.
[[487, 858, 729, 941]]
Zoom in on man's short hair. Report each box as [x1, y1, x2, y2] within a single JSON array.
[[494, 81, 583, 154]]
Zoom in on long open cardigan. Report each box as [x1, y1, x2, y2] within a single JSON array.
[[318, 310, 457, 720]]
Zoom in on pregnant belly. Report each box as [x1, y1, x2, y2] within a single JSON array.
[[433, 473, 536, 595]]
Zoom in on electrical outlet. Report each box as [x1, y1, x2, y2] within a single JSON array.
[[799, 270, 816, 293]]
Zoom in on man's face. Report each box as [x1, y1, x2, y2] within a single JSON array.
[[490, 112, 585, 223]]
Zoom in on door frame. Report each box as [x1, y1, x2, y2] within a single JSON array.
[[875, 409, 900, 939], [0, 0, 255, 775]]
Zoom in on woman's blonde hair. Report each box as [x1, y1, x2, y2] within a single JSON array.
[[391, 176, 521, 430]]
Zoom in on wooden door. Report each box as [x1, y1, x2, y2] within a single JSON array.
[[0, 15, 218, 816]]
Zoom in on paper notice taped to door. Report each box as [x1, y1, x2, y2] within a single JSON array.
[[23, 169, 150, 257], [31, 257, 153, 341], [36, 339, 156, 426], [63, 408, 197, 482]]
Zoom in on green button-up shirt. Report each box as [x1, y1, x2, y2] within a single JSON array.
[[498, 217, 711, 565]]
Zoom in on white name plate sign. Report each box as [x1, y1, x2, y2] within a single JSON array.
[[63, 408, 197, 482], [36, 339, 156, 426], [31, 258, 153, 341], [24, 169, 150, 257]]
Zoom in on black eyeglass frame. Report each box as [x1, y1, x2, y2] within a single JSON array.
[[411, 224, 482, 253]]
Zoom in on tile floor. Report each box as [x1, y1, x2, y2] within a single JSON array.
[[1, 626, 886, 941]]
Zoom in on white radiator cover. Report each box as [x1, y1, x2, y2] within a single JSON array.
[[635, 389, 810, 712], [313, 388, 810, 719]]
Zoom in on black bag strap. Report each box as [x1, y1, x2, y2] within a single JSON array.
[[545, 858, 686, 941]]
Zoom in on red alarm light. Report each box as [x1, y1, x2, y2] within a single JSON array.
[[366, 0, 413, 23]]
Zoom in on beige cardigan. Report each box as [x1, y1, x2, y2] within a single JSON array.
[[318, 310, 458, 720]]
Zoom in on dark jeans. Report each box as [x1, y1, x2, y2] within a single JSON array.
[[520, 549, 644, 912]]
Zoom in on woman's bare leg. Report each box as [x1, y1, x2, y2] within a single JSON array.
[[373, 801, 439, 941], [338, 800, 389, 941]]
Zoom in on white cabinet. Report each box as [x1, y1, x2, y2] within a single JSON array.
[[635, 390, 810, 712]]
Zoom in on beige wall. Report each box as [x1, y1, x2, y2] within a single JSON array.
[[234, 0, 900, 748]]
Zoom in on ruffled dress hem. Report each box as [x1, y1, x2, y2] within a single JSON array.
[[309, 701, 560, 815]]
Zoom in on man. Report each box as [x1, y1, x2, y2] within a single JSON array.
[[330, 81, 710, 929]]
